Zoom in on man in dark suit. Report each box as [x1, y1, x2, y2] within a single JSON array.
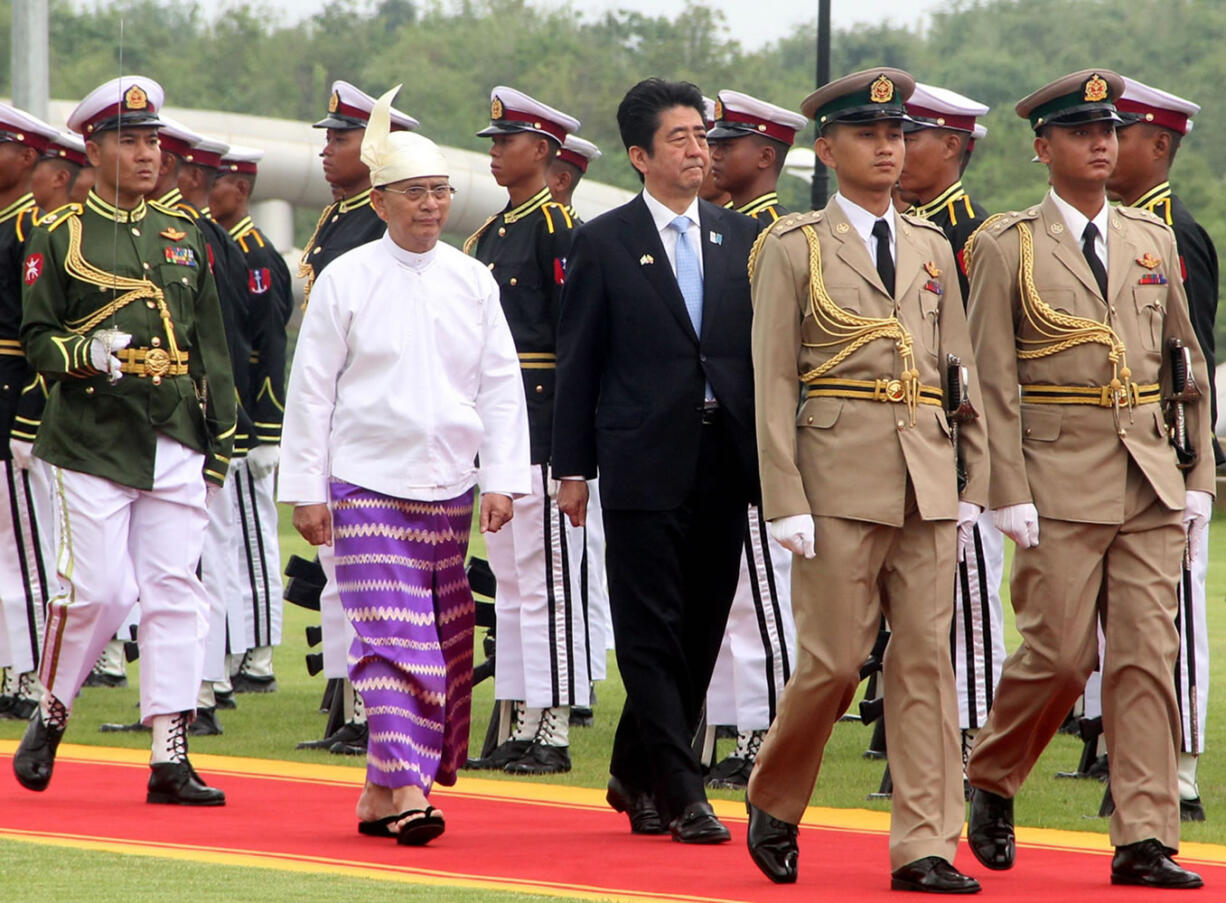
[[553, 78, 760, 844]]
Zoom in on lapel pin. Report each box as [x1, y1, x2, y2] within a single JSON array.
[[1137, 253, 1161, 269], [709, 231, 723, 245], [639, 254, 654, 265]]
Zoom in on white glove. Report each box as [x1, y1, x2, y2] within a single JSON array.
[[956, 501, 982, 562], [1183, 490, 1213, 564], [89, 327, 132, 384], [246, 443, 280, 480], [769, 514, 816, 559], [991, 502, 1040, 549], [9, 439, 33, 471]]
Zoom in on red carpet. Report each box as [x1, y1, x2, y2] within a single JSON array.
[[2, 743, 1225, 901]]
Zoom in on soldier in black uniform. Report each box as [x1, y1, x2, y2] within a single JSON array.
[[1107, 76, 1218, 823], [897, 83, 1005, 788], [295, 81, 420, 756], [0, 104, 62, 722], [209, 145, 292, 694], [150, 119, 254, 735], [464, 86, 586, 775], [698, 90, 804, 790], [546, 134, 600, 223]]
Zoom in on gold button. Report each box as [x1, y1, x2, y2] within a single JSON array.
[[152, 375, 162, 386], [509, 277, 518, 286], [146, 300, 157, 308], [313, 247, 322, 254], [131, 227, 140, 236], [182, 277, 189, 284], [807, 416, 814, 424], [897, 420, 905, 430], [535, 384, 545, 394], [1119, 429, 1127, 437], [498, 227, 507, 237], [331, 215, 339, 223], [151, 337, 161, 347], [487, 262, 495, 270], [85, 386, 95, 395], [1024, 427, 1032, 436], [142, 262, 150, 270]]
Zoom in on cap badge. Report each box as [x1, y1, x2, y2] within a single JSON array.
[[870, 75, 895, 104], [1083, 74, 1109, 103], [491, 96, 505, 120], [1137, 253, 1161, 269], [159, 227, 187, 241], [924, 261, 942, 278], [713, 99, 724, 120], [328, 90, 340, 113], [123, 84, 148, 111]]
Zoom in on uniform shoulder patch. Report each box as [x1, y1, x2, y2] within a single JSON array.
[[1116, 205, 1165, 226], [900, 212, 944, 235], [40, 203, 82, 232], [770, 210, 823, 236], [149, 200, 193, 221]]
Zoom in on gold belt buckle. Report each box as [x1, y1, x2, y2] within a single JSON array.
[[144, 347, 170, 377], [883, 379, 905, 402]]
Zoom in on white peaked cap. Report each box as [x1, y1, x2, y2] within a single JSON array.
[[361, 85, 449, 186], [905, 82, 990, 136]]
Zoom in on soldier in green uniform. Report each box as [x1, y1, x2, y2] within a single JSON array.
[[12, 75, 236, 807]]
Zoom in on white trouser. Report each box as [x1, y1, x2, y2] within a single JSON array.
[[317, 538, 354, 679], [952, 512, 1006, 730], [201, 463, 244, 681], [39, 435, 209, 719], [231, 457, 283, 649], [705, 504, 795, 730], [0, 458, 56, 673], [1175, 522, 1209, 754], [581, 478, 611, 682], [488, 465, 591, 709]]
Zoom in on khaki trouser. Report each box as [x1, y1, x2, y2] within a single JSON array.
[[748, 492, 962, 870], [967, 459, 1183, 849]]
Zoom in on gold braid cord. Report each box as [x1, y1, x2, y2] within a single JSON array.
[[796, 224, 923, 425], [462, 214, 498, 257], [1014, 222, 1133, 432], [961, 212, 1011, 283], [60, 216, 185, 366], [296, 201, 337, 310]]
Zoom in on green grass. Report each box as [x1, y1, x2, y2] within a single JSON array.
[[2, 506, 1225, 901]]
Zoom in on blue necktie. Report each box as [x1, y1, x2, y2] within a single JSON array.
[[669, 215, 703, 336]]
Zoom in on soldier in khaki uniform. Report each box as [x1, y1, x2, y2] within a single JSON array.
[[964, 69, 1212, 890], [745, 68, 987, 894]]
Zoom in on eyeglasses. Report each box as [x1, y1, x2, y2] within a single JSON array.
[[378, 184, 456, 202]]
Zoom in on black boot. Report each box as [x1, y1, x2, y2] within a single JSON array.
[[14, 702, 66, 792]]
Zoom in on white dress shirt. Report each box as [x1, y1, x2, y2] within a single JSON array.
[[1049, 188, 1109, 270], [641, 189, 705, 278], [834, 191, 896, 269], [278, 232, 531, 506]]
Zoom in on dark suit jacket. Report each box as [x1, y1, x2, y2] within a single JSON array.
[[552, 193, 761, 511]]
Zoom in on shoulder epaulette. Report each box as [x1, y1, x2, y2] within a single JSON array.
[[900, 212, 945, 235], [34, 203, 82, 229], [963, 210, 1036, 280], [769, 210, 823, 236], [149, 200, 193, 221], [541, 201, 574, 234], [1116, 205, 1166, 227]]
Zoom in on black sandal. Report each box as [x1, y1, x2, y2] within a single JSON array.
[[395, 806, 446, 846]]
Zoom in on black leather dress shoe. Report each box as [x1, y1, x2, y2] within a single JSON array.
[[296, 719, 365, 751], [670, 801, 731, 844], [147, 759, 226, 806], [13, 709, 65, 791], [1111, 838, 1203, 888], [232, 673, 277, 694], [746, 801, 798, 883], [504, 742, 571, 774], [967, 786, 1014, 870], [606, 776, 666, 834], [891, 857, 981, 893], [464, 738, 531, 770]]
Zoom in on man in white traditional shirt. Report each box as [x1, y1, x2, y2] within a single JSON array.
[[278, 86, 530, 844]]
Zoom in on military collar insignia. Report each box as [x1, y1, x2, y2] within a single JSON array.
[[1083, 74, 1109, 103], [914, 181, 967, 219], [124, 84, 148, 111], [1136, 253, 1161, 269], [503, 185, 551, 224], [160, 226, 187, 241], [870, 75, 895, 104], [0, 192, 35, 225], [337, 188, 373, 214], [85, 190, 147, 223], [924, 261, 942, 278]]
